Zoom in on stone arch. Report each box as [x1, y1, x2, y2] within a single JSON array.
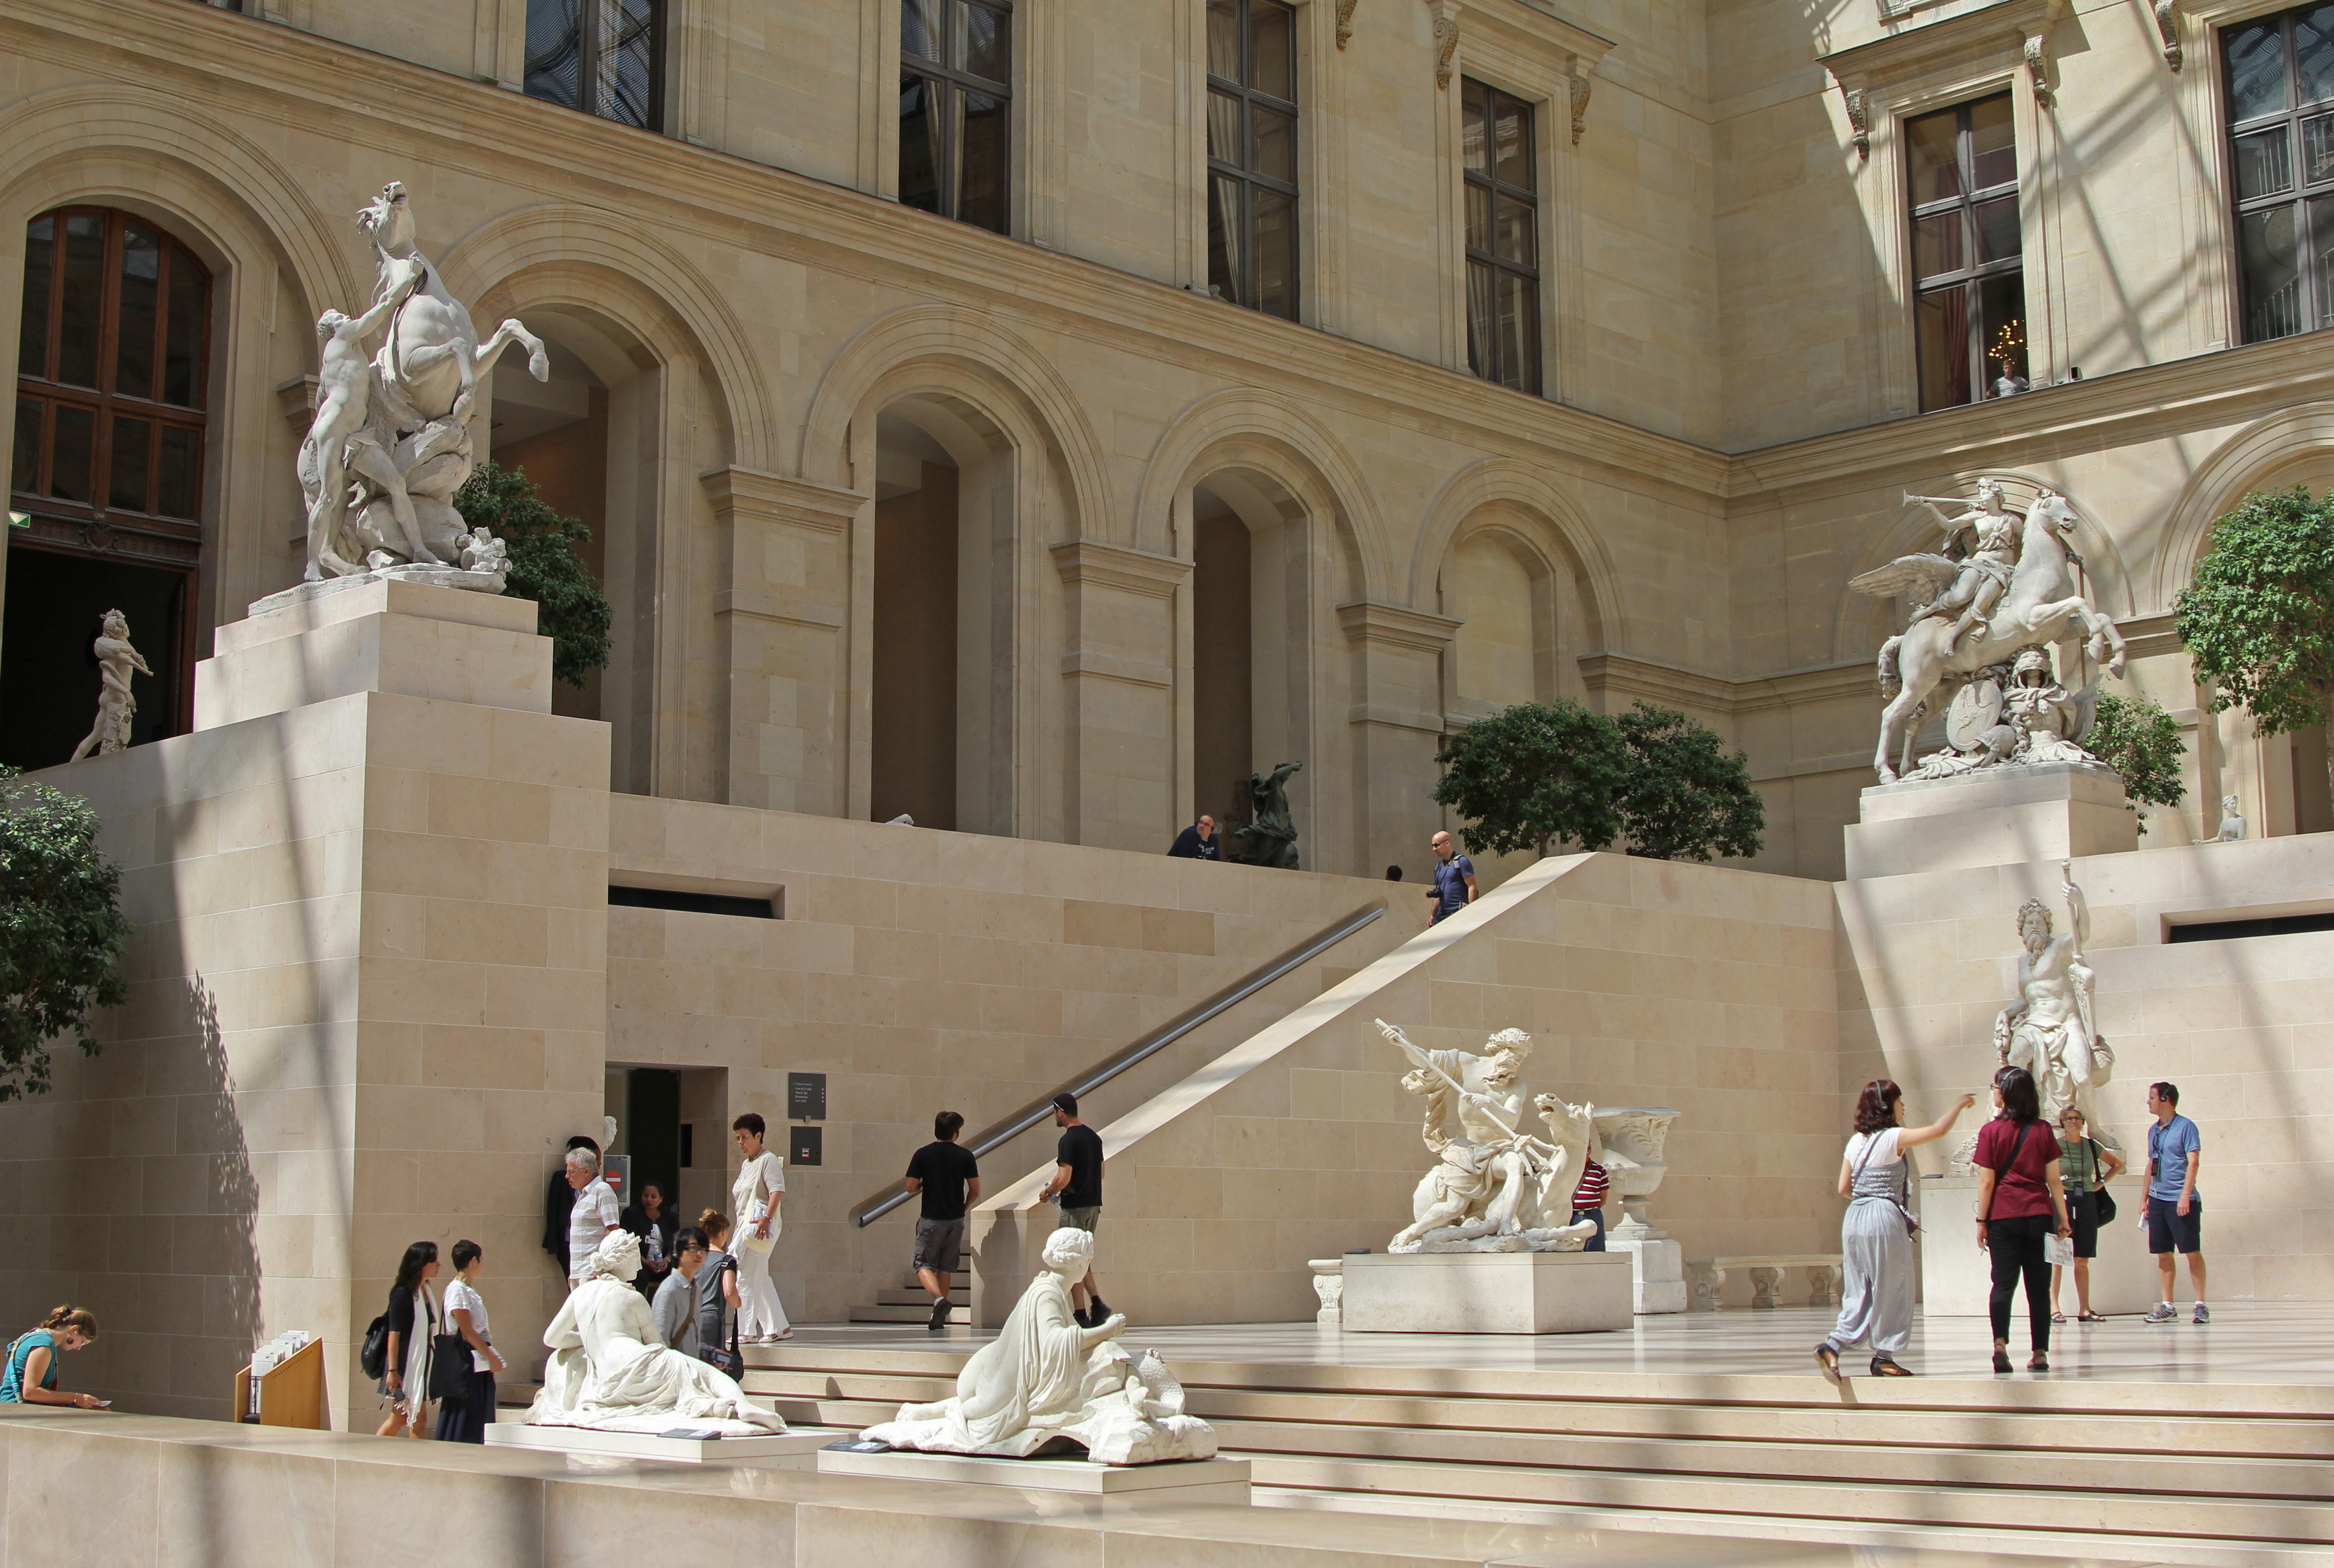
[[2156, 402, 2334, 609], [439, 205, 775, 474], [1408, 458, 1618, 649], [801, 304, 1112, 541], [1134, 388, 1390, 600]]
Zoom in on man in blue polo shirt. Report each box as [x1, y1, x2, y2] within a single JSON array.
[[1427, 830, 1476, 925], [2141, 1081, 2207, 1325]]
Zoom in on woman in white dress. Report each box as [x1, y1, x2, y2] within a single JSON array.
[[730, 1113, 792, 1343], [1815, 1080, 1972, 1381]]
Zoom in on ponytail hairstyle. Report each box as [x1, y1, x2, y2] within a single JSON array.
[[699, 1209, 731, 1246], [38, 1305, 96, 1342], [393, 1240, 440, 1293], [1853, 1079, 1903, 1135]]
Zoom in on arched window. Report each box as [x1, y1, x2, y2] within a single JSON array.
[[5, 206, 211, 765]]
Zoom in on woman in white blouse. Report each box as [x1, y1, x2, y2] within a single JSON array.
[[1815, 1080, 1972, 1381], [730, 1113, 792, 1343], [436, 1239, 507, 1443]]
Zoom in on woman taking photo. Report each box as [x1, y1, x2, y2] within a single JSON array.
[[1975, 1065, 2075, 1373], [436, 1239, 506, 1443], [0, 1306, 102, 1408], [376, 1240, 441, 1438], [1816, 1080, 1973, 1380], [2050, 1104, 2123, 1324]]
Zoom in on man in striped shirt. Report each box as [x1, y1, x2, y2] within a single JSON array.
[[1570, 1156, 1610, 1252]]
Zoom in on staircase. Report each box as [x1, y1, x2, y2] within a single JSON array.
[[846, 1273, 971, 1332], [742, 1343, 2334, 1564]]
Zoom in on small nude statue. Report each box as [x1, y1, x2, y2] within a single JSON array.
[[69, 609, 151, 762], [2213, 794, 2245, 843], [299, 256, 425, 579]]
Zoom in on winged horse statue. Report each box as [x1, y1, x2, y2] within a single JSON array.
[[1853, 489, 2126, 783]]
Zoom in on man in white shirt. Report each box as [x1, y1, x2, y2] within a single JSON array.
[[564, 1147, 620, 1289]]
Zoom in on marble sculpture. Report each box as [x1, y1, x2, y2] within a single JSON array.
[[2214, 795, 2245, 842], [1376, 1019, 1600, 1254], [68, 609, 150, 762], [1852, 481, 2128, 782], [297, 181, 546, 588], [1228, 760, 1304, 869], [860, 1226, 1216, 1464], [1993, 860, 2113, 1127], [527, 1230, 786, 1436]]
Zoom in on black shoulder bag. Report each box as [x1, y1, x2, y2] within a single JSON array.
[[2088, 1136, 2118, 1224]]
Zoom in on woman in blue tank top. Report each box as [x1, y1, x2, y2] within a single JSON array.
[[0, 1305, 101, 1408]]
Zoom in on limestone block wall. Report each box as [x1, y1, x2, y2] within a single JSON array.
[[604, 796, 1416, 1323], [970, 851, 1844, 1325]]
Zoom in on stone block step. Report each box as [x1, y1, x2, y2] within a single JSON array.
[[846, 1304, 970, 1325], [873, 1287, 969, 1306]]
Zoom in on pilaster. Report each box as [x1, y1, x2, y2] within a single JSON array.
[[1338, 599, 1461, 874], [1052, 541, 1192, 849]]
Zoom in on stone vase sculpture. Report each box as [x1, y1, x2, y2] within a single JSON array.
[[1591, 1107, 1687, 1314]]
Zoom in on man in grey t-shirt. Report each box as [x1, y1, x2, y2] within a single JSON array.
[[654, 1228, 707, 1355]]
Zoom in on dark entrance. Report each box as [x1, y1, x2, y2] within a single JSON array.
[[623, 1067, 682, 1221], [0, 546, 188, 769]]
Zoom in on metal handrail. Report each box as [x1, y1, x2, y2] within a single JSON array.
[[849, 901, 1386, 1226]]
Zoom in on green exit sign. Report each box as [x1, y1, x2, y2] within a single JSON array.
[[7, 511, 26, 528]]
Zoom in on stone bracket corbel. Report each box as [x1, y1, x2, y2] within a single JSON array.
[[1568, 64, 1594, 145], [2154, 1, 2182, 72], [1337, 0, 1358, 49], [1839, 83, 1870, 160], [1426, 0, 1460, 90], [2024, 31, 2053, 108]]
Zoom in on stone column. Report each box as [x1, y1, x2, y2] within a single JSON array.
[[1337, 601, 1461, 875], [1051, 541, 1191, 851]]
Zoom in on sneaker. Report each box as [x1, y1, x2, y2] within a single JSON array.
[[927, 1298, 951, 1332], [2193, 1304, 2211, 1325], [1087, 1295, 1112, 1323], [2144, 1302, 2177, 1323]]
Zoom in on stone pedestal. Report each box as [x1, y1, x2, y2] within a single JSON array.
[[1605, 1235, 1687, 1314], [818, 1447, 1252, 1505], [1340, 1252, 1632, 1334], [1845, 763, 2136, 879], [1917, 1174, 1989, 1317], [486, 1424, 834, 1465]]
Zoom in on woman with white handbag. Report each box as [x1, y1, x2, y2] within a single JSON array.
[[730, 1113, 792, 1343]]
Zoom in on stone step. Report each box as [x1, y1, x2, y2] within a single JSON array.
[[872, 1287, 969, 1306], [845, 1304, 971, 1325]]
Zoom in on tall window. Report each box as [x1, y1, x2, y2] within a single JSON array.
[[1462, 79, 1541, 394], [900, 0, 1013, 234], [1206, 0, 1299, 319], [525, 0, 665, 131], [2224, 6, 2334, 343], [1906, 94, 2027, 412]]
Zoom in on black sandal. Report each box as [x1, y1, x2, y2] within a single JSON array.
[[2076, 1311, 2107, 1323], [2028, 1353, 2050, 1372], [1814, 1344, 1840, 1384], [1991, 1347, 2014, 1374], [1869, 1356, 1913, 1377]]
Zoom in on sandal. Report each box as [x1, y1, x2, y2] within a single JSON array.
[[1869, 1356, 1914, 1377], [1814, 1344, 1840, 1384], [2077, 1311, 2107, 1323], [1991, 1347, 2013, 1374], [2049, 1312, 2067, 1324], [2028, 1353, 2050, 1372]]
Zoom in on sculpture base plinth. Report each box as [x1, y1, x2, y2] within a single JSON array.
[[1341, 1251, 1632, 1333], [1606, 1235, 1688, 1315], [485, 1424, 838, 1465], [818, 1447, 1251, 1504], [1846, 762, 2135, 879]]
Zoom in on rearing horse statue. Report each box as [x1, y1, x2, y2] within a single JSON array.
[[1855, 491, 2127, 783], [356, 182, 547, 429]]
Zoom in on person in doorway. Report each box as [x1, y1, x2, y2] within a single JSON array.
[[376, 1241, 441, 1438], [1167, 814, 1221, 860], [695, 1211, 744, 1365], [2050, 1105, 2122, 1324], [622, 1182, 678, 1301], [542, 1134, 599, 1271], [565, 1146, 620, 1290], [904, 1110, 982, 1332], [1427, 830, 1475, 925], [1975, 1066, 2073, 1373], [437, 1239, 506, 1444], [655, 1227, 709, 1356], [0, 1305, 102, 1408], [2142, 1082, 2207, 1324], [731, 1114, 792, 1343], [1039, 1091, 1110, 1326], [1816, 1080, 1973, 1380]]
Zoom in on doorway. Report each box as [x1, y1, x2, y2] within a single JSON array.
[[0, 545, 188, 769]]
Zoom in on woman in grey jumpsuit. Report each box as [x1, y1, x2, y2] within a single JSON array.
[[1816, 1080, 1973, 1380]]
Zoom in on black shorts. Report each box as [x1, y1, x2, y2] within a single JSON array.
[[2147, 1195, 2202, 1255], [2064, 1189, 2099, 1259]]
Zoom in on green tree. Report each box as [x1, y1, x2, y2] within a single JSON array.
[[1613, 701, 1766, 862], [1431, 701, 1631, 859], [453, 461, 614, 688], [2174, 484, 2334, 800], [0, 769, 132, 1101], [2086, 691, 2186, 833]]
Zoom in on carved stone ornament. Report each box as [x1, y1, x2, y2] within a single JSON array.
[[1840, 83, 1870, 159], [2154, 1, 2182, 72], [1429, 1, 1459, 90], [2025, 32, 2053, 107], [1569, 68, 1593, 145], [1337, 0, 1357, 49]]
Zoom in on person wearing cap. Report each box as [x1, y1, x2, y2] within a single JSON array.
[[1038, 1091, 1110, 1326]]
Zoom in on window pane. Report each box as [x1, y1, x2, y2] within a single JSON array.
[[524, 0, 584, 110], [1978, 272, 2028, 392], [1206, 0, 1238, 80], [1250, 0, 1295, 101], [2306, 113, 2334, 185], [48, 403, 93, 502], [2241, 204, 2304, 341], [1466, 258, 1494, 380], [1495, 194, 1536, 268], [1497, 270, 1538, 394], [1206, 90, 1240, 166], [2237, 126, 2295, 200], [1208, 173, 1244, 303], [1493, 92, 1531, 191], [902, 0, 940, 61], [2228, 20, 2288, 123], [12, 398, 40, 493], [157, 424, 198, 520], [1905, 107, 1963, 205], [1916, 286, 1972, 412], [116, 221, 160, 402], [57, 212, 105, 390], [18, 215, 51, 381], [1254, 186, 1296, 319], [961, 0, 1008, 84], [597, 0, 659, 129], [109, 415, 151, 513], [1253, 106, 1296, 184], [1913, 211, 1964, 282], [1976, 195, 2021, 264], [959, 90, 1009, 234], [2315, 193, 2334, 326], [899, 74, 942, 214], [164, 246, 204, 408], [2301, 5, 2334, 105], [1462, 79, 1488, 173], [1465, 182, 1492, 253], [1969, 96, 2016, 190]]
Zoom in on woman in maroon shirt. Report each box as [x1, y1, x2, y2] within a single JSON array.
[[1973, 1066, 2073, 1373]]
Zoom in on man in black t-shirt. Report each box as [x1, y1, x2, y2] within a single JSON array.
[[903, 1110, 982, 1332], [1039, 1091, 1110, 1326]]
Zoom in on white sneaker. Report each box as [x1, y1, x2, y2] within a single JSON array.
[[2143, 1302, 2176, 1323], [2193, 1304, 2210, 1324]]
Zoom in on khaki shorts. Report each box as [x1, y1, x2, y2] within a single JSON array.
[[1060, 1205, 1101, 1234]]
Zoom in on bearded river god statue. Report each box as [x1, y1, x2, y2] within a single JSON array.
[[1851, 482, 2128, 784], [1995, 861, 2114, 1129]]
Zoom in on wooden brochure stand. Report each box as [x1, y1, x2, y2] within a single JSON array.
[[232, 1336, 326, 1429]]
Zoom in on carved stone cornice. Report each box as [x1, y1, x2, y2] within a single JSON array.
[[1049, 540, 1191, 598], [1820, 0, 2066, 97], [698, 467, 865, 533], [1336, 600, 1464, 652], [1432, 1, 1614, 127]]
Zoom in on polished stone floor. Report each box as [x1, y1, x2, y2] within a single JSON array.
[[787, 1300, 2330, 1385]]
